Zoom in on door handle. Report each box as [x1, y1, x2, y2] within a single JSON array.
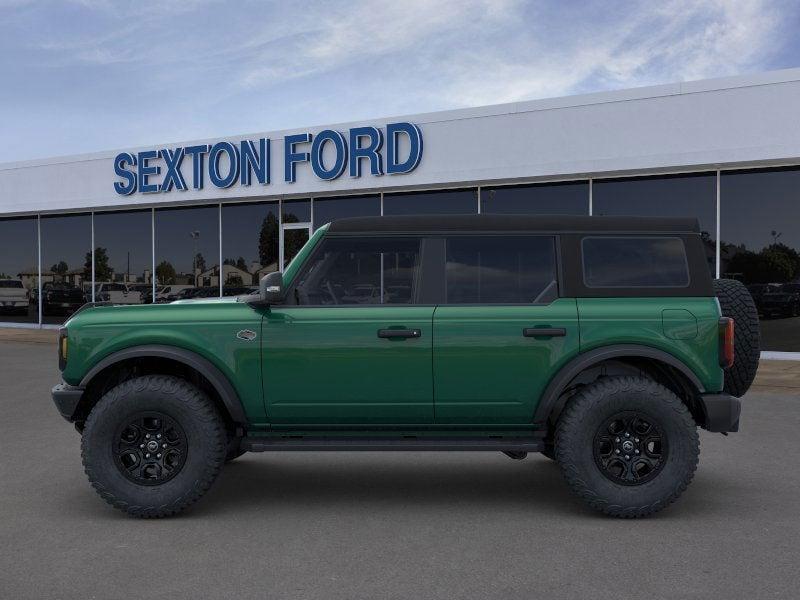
[[378, 329, 422, 339], [523, 327, 566, 338]]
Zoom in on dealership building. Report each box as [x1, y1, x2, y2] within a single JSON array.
[[1, 68, 800, 357]]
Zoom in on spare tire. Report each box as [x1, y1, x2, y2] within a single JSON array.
[[713, 279, 760, 397]]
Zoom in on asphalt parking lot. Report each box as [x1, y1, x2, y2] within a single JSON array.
[[1, 341, 799, 600]]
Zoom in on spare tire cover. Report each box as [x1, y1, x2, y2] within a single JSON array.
[[713, 278, 760, 397]]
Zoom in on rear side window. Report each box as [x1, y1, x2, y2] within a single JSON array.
[[582, 236, 689, 288], [294, 237, 421, 305], [445, 236, 557, 303]]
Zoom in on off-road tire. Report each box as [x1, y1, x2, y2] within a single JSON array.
[[81, 375, 226, 518], [555, 376, 699, 518], [714, 278, 760, 397]]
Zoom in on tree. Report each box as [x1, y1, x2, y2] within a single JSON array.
[[223, 258, 236, 266], [258, 213, 279, 268], [156, 261, 177, 285], [84, 247, 113, 282], [226, 274, 244, 286], [194, 253, 206, 273], [51, 261, 68, 275], [236, 256, 248, 271]]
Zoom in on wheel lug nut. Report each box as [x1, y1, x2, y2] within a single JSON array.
[[625, 455, 630, 460], [615, 449, 620, 454], [615, 437, 620, 442], [145, 453, 150, 458], [635, 450, 640, 454], [139, 444, 144, 449], [157, 434, 161, 439], [634, 437, 639, 442], [625, 433, 630, 438], [145, 434, 150, 439], [157, 453, 161, 458], [163, 443, 167, 448]]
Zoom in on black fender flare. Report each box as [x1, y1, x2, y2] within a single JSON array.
[[79, 344, 247, 424], [532, 344, 706, 425]]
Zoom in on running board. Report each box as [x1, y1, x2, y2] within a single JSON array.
[[241, 436, 545, 452]]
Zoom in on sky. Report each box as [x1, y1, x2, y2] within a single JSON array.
[[0, 0, 799, 163]]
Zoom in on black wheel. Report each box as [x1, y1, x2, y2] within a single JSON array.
[[81, 375, 226, 518], [713, 279, 760, 397], [555, 376, 699, 518]]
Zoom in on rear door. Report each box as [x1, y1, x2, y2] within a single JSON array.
[[262, 235, 435, 424], [433, 235, 580, 424]]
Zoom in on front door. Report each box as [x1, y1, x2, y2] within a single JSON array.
[[262, 235, 434, 425], [433, 235, 580, 424]]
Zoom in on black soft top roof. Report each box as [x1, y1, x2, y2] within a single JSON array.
[[326, 214, 701, 234]]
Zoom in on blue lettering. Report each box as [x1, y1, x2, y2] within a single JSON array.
[[113, 152, 137, 195], [349, 127, 383, 177], [386, 122, 423, 175], [159, 147, 187, 192], [137, 150, 160, 193], [284, 133, 311, 183], [311, 130, 347, 180], [208, 142, 240, 188], [184, 144, 210, 190], [240, 139, 269, 186]]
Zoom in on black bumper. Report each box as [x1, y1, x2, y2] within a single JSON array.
[[52, 383, 84, 422], [699, 393, 741, 432]]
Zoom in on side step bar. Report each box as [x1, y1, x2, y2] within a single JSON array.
[[242, 436, 545, 452]]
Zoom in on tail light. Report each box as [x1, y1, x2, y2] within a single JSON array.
[[58, 327, 68, 371], [719, 317, 734, 369]]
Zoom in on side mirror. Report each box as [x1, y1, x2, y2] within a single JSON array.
[[259, 271, 284, 305]]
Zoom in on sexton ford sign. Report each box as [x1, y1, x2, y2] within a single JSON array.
[[112, 122, 423, 195]]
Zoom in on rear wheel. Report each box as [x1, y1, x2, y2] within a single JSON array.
[[555, 376, 699, 518], [81, 375, 226, 518]]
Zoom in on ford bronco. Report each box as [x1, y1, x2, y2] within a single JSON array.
[[51, 215, 760, 518]]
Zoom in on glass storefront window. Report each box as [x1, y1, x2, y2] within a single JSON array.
[[154, 205, 219, 302], [721, 167, 800, 352], [0, 217, 38, 323], [383, 189, 478, 215], [93, 210, 153, 304], [39, 213, 92, 324], [282, 199, 311, 223], [312, 194, 381, 229], [481, 181, 589, 215], [221, 202, 278, 295], [593, 173, 717, 275]]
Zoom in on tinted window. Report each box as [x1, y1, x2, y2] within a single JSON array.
[[282, 199, 311, 223], [155, 205, 219, 298], [481, 181, 589, 215], [445, 236, 557, 304], [0, 217, 38, 323], [383, 189, 477, 215], [93, 210, 153, 303], [720, 167, 800, 351], [593, 173, 716, 275], [583, 237, 689, 288], [312, 195, 381, 229], [40, 213, 91, 324], [221, 201, 278, 294], [294, 237, 421, 305]]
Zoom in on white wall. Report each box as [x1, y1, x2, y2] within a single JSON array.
[[2, 68, 800, 216]]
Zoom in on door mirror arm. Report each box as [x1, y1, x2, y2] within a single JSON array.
[[248, 271, 285, 307]]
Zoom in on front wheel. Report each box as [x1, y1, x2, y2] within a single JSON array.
[[555, 376, 699, 518], [81, 375, 227, 518]]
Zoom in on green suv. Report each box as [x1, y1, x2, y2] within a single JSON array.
[[51, 215, 760, 518]]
